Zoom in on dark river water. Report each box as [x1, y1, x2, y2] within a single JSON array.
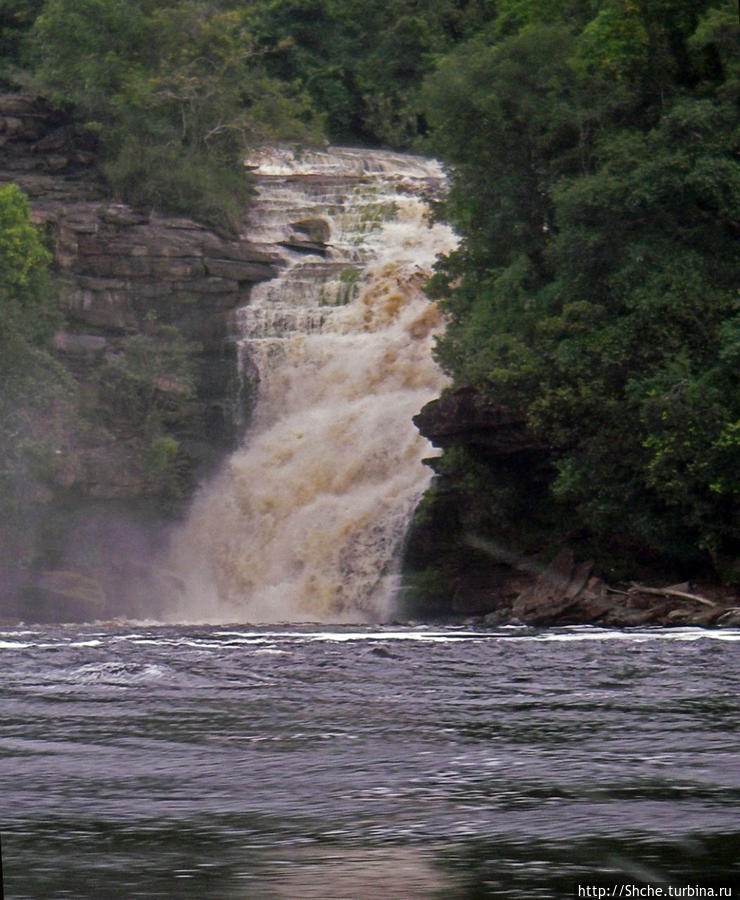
[[1, 624, 738, 898]]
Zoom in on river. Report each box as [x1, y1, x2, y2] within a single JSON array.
[[2, 624, 738, 898]]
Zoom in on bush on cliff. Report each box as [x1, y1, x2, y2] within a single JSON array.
[[27, 0, 323, 230], [0, 182, 57, 342]]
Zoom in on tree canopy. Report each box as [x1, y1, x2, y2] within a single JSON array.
[[24, 0, 324, 228], [423, 0, 740, 578]]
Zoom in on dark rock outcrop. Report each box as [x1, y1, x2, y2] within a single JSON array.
[[406, 384, 739, 626], [280, 216, 331, 254], [402, 385, 553, 619], [413, 386, 540, 459], [510, 551, 607, 624]]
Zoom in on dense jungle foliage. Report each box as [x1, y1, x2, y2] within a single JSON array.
[[423, 0, 739, 579], [1, 0, 738, 584]]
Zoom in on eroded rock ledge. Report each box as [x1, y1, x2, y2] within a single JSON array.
[[412, 385, 539, 459]]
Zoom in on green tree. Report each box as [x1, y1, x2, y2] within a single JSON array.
[[0, 184, 78, 576], [29, 0, 323, 229], [0, 0, 44, 71], [423, 0, 739, 578], [0, 183, 57, 344], [249, 0, 496, 145]]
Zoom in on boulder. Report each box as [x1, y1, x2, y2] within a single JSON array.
[[280, 216, 331, 253], [290, 216, 331, 243]]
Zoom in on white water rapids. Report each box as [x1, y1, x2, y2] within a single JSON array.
[[169, 148, 457, 623]]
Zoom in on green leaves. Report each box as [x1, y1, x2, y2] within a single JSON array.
[[0, 0, 44, 68], [30, 0, 150, 113], [0, 183, 56, 345], [28, 1, 323, 229], [422, 0, 740, 577], [0, 185, 80, 573], [248, 0, 497, 145]]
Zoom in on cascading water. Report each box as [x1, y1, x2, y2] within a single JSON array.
[[169, 148, 457, 623]]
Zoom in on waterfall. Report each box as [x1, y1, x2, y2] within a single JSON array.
[[169, 148, 457, 623]]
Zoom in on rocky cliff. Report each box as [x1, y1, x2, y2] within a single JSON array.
[[0, 93, 279, 620], [1, 93, 279, 464], [402, 385, 551, 617]]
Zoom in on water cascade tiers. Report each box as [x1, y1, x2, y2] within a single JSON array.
[[171, 147, 458, 623]]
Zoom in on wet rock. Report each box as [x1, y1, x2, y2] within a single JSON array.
[[413, 386, 541, 458], [204, 257, 276, 281], [665, 606, 722, 627], [451, 566, 517, 615], [280, 216, 331, 254], [482, 608, 513, 626], [610, 607, 663, 627], [291, 216, 331, 243]]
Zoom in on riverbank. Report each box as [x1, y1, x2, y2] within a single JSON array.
[[402, 549, 740, 629], [402, 383, 739, 627]]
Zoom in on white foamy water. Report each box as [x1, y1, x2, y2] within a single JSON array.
[[169, 148, 457, 623]]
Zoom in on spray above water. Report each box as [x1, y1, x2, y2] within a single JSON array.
[[169, 148, 457, 623]]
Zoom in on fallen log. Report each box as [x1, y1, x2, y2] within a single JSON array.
[[628, 582, 718, 608]]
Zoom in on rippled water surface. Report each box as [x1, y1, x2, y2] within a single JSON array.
[[1, 625, 738, 898]]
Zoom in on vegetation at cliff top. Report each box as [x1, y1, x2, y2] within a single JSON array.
[[1, 0, 491, 225]]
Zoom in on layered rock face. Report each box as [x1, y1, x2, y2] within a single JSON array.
[[0, 93, 278, 619], [1, 93, 278, 486], [412, 386, 540, 460]]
